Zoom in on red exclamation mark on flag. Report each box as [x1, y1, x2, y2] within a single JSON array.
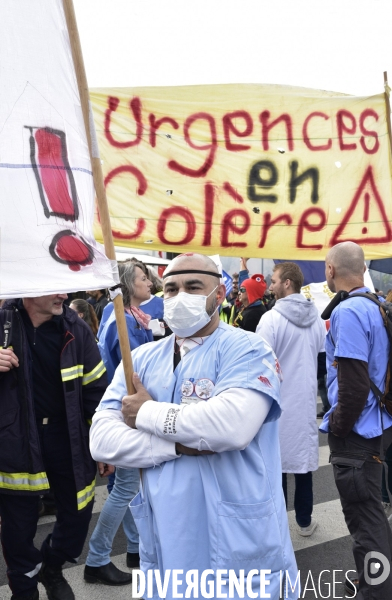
[[28, 126, 95, 271], [49, 231, 94, 272], [30, 127, 79, 221]]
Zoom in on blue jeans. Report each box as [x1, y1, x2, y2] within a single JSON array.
[[107, 470, 115, 493], [86, 467, 140, 566], [282, 471, 313, 527]]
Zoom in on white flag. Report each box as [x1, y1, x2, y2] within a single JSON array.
[[0, 0, 118, 298], [301, 265, 375, 317]]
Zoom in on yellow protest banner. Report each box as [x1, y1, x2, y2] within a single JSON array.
[[90, 84, 392, 259]]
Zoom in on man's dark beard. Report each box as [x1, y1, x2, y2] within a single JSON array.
[[207, 296, 218, 317]]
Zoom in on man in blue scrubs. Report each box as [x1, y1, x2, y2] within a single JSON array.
[[320, 241, 392, 599], [90, 253, 298, 599]]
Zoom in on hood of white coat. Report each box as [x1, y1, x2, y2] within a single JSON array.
[[273, 293, 319, 328]]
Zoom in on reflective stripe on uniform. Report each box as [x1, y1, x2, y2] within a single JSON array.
[[61, 365, 83, 382], [82, 360, 106, 386], [0, 470, 49, 491], [76, 478, 95, 510]]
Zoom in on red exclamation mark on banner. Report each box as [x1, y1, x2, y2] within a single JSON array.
[[362, 192, 370, 234], [28, 126, 95, 271]]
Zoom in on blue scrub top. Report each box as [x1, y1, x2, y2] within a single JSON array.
[[98, 322, 298, 598], [98, 309, 153, 382], [98, 296, 164, 338], [320, 287, 392, 438], [140, 295, 164, 320], [97, 302, 114, 337]]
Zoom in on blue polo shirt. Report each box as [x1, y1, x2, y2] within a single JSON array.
[[320, 287, 392, 438]]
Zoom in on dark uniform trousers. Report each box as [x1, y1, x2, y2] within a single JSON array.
[[329, 431, 392, 600], [0, 421, 94, 597]]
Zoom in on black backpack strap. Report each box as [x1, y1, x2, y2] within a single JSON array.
[[348, 293, 390, 400], [369, 379, 384, 403], [321, 291, 349, 320], [322, 290, 383, 321], [348, 291, 383, 307]]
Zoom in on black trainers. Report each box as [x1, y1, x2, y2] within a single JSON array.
[[11, 591, 39, 600], [38, 563, 74, 600]]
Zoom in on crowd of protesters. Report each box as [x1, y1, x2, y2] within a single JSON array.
[[0, 247, 391, 599]]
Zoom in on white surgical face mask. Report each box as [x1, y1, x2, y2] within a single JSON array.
[[164, 287, 218, 338]]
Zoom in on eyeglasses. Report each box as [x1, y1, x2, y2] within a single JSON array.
[[239, 287, 247, 293]]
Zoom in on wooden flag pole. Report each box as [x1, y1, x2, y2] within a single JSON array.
[[62, 0, 135, 394], [384, 72, 392, 156]]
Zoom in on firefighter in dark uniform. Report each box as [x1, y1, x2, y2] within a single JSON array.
[[0, 294, 108, 600]]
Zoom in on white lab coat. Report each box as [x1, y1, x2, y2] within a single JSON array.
[[256, 294, 325, 473]]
